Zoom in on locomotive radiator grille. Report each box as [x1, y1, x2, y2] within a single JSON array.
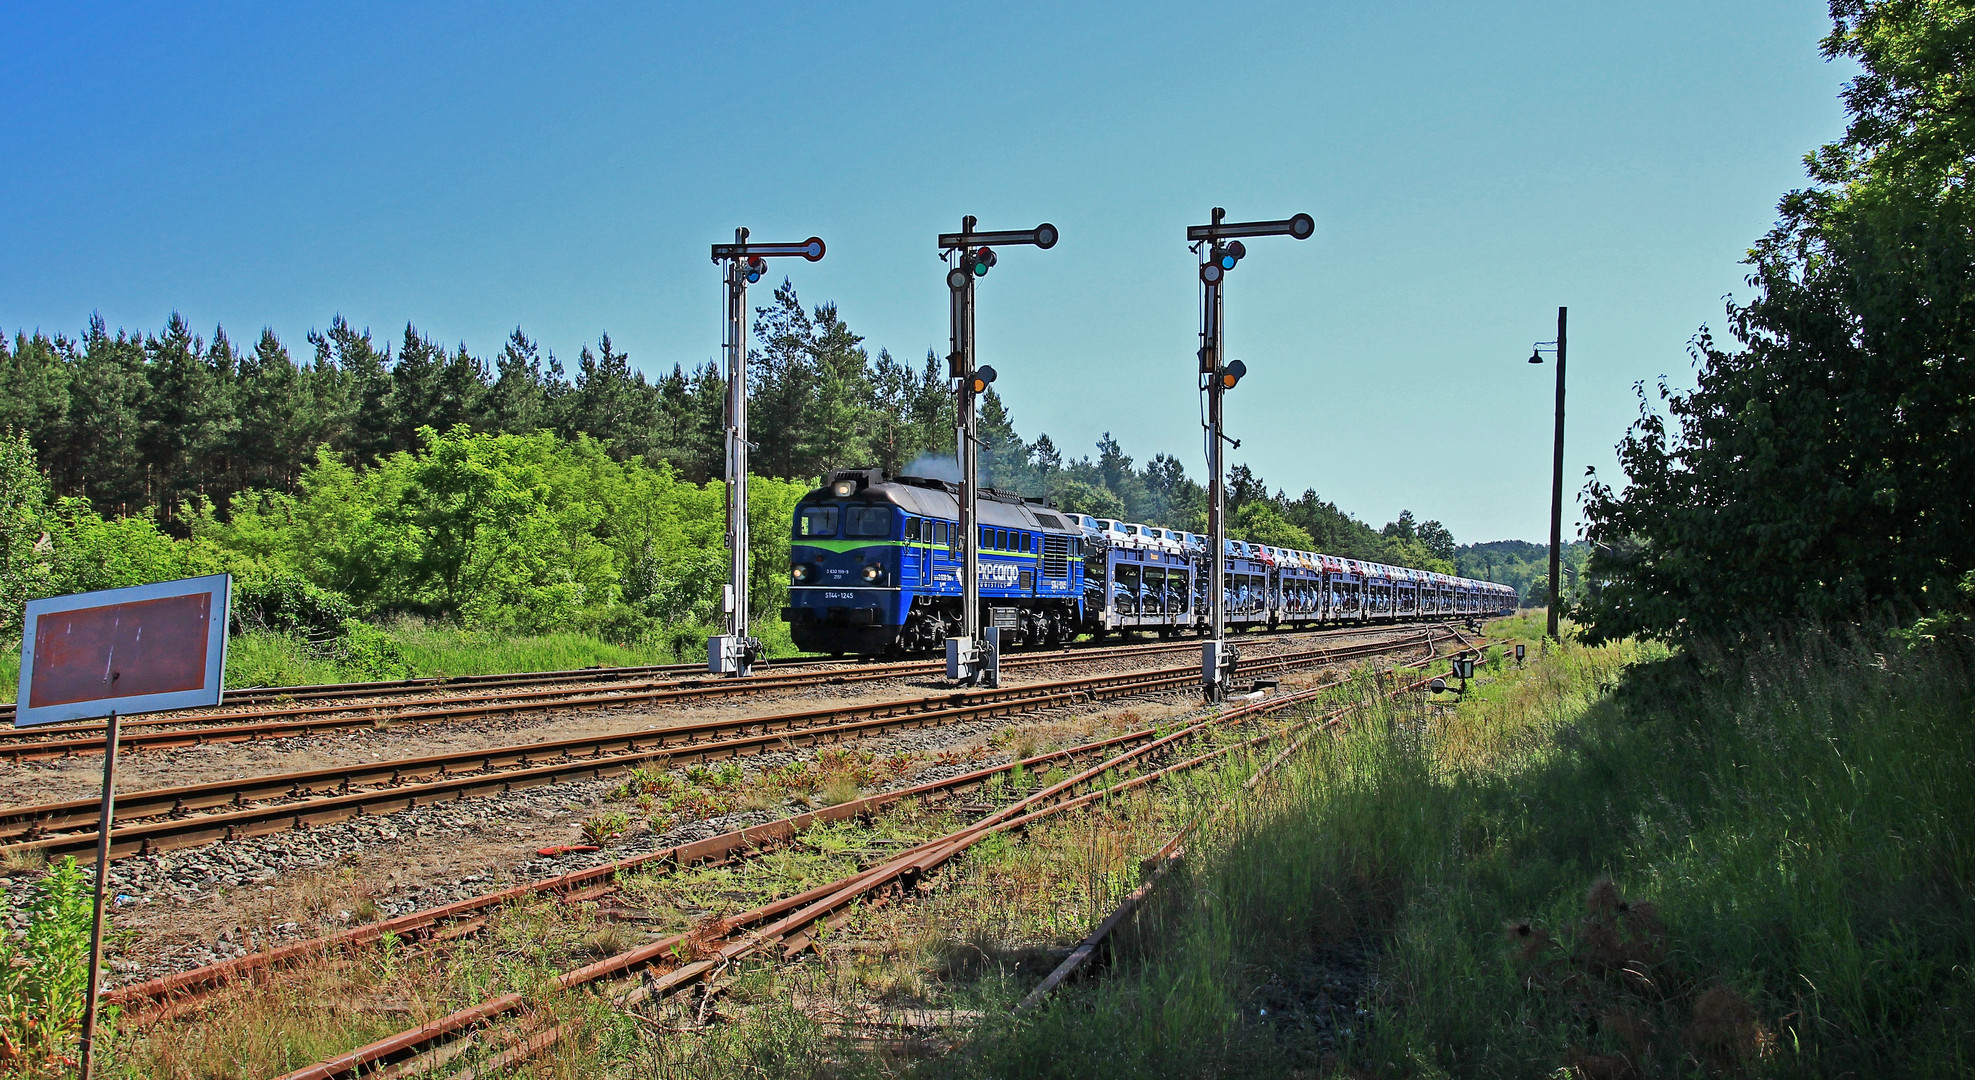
[[1043, 535, 1071, 576]]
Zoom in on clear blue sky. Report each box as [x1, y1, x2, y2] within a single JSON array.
[[0, 2, 1852, 544]]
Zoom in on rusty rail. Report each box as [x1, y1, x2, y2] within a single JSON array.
[[1, 632, 1443, 861], [0, 623, 1435, 760]]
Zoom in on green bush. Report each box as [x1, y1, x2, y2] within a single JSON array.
[[193, 426, 807, 643], [232, 576, 357, 642], [0, 857, 98, 1068]]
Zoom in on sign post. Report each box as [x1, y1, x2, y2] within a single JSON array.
[[937, 216, 1059, 688], [14, 573, 231, 1080], [706, 231, 826, 677]]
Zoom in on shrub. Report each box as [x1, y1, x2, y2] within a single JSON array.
[[0, 857, 96, 1068], [232, 576, 356, 643]]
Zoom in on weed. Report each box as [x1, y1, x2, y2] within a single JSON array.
[[818, 775, 862, 807], [580, 811, 631, 846], [663, 789, 734, 821], [0, 847, 46, 876], [580, 920, 643, 959], [612, 766, 675, 800]]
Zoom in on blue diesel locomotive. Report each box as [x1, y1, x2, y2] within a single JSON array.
[[781, 468, 1086, 655], [782, 468, 1518, 656]]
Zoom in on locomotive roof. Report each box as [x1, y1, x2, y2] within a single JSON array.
[[806, 468, 1075, 532]]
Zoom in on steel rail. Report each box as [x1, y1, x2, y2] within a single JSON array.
[[0, 616, 1450, 725], [271, 650, 1471, 1080], [0, 623, 1440, 760], [0, 632, 1443, 860]]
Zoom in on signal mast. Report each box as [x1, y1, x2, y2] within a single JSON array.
[[1188, 207, 1314, 702], [707, 227, 825, 677], [938, 215, 1059, 687]]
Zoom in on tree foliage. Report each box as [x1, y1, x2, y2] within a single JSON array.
[[1581, 0, 1975, 642], [0, 282, 1482, 643]]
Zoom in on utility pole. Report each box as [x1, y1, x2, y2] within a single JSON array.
[[1548, 306, 1566, 642], [1187, 208, 1314, 702], [707, 229, 825, 676], [938, 216, 1059, 687], [1526, 306, 1567, 641]]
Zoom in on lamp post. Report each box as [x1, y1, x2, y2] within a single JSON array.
[[1526, 305, 1566, 641]]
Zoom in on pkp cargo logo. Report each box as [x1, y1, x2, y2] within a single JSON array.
[[976, 561, 1020, 586]]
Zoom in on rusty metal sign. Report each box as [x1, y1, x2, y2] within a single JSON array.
[[15, 574, 230, 727]]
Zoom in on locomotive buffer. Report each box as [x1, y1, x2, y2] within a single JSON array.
[[1189, 208, 1315, 702], [939, 215, 1059, 687], [708, 228, 826, 677]]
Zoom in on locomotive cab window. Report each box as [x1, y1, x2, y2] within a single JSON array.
[[997, 529, 1008, 550], [798, 506, 839, 537], [845, 506, 893, 538]]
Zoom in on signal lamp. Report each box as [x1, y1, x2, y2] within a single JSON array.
[[861, 563, 883, 583], [969, 364, 998, 394], [1200, 261, 1224, 286], [969, 246, 998, 276], [745, 256, 767, 283], [791, 563, 813, 583], [1220, 358, 1246, 389]]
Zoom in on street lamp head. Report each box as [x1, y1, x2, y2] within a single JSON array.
[[1528, 349, 1544, 365]]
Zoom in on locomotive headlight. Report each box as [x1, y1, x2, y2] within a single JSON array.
[[860, 562, 883, 583], [791, 563, 813, 583]]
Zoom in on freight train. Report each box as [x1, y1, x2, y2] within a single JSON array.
[[780, 468, 1518, 656]]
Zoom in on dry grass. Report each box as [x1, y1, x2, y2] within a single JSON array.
[[1, 846, 47, 875]]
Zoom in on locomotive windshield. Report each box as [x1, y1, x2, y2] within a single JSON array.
[[797, 506, 839, 537], [844, 505, 893, 538]]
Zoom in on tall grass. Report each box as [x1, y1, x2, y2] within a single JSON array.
[[970, 625, 1975, 1078]]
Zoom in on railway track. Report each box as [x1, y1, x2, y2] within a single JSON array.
[[0, 622, 1455, 761], [0, 629, 1445, 862], [260, 651, 1472, 1080], [4, 620, 1427, 728], [107, 713, 1219, 1017]]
